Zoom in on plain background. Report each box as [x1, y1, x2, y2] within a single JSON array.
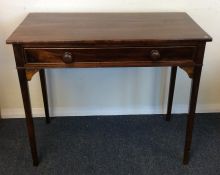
[[0, 0, 220, 118]]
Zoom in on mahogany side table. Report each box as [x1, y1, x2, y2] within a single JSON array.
[[6, 12, 212, 166]]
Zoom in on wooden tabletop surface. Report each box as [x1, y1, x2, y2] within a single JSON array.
[[6, 12, 212, 44]]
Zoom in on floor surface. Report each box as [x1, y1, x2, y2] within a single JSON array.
[[0, 114, 220, 175]]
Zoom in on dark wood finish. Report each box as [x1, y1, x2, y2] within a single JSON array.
[[6, 13, 211, 44], [20, 59, 196, 69], [23, 46, 196, 68], [183, 66, 202, 164], [13, 44, 39, 166], [39, 69, 50, 123], [166, 66, 177, 121], [7, 13, 212, 166], [12, 44, 25, 67], [17, 69, 39, 166], [183, 43, 206, 164]]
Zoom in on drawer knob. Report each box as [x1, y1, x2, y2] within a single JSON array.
[[62, 52, 73, 64], [150, 50, 160, 60]]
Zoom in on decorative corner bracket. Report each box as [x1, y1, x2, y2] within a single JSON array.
[[26, 69, 39, 81], [179, 66, 194, 79]]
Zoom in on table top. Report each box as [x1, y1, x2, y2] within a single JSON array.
[[6, 12, 212, 44]]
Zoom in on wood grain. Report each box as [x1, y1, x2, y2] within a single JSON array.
[[7, 13, 212, 44], [24, 46, 196, 66]]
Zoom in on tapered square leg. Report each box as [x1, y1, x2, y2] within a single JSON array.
[[17, 69, 39, 166], [39, 69, 50, 124], [166, 66, 177, 121], [183, 66, 202, 164]]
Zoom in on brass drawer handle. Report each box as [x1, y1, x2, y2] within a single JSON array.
[[150, 50, 160, 60], [62, 52, 73, 64]]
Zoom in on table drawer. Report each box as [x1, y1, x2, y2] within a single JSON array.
[[24, 47, 196, 65]]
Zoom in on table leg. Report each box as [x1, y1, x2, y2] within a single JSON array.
[[166, 66, 177, 121], [17, 69, 39, 166], [39, 69, 50, 123], [183, 66, 202, 164]]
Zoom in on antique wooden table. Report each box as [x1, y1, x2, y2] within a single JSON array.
[[7, 13, 212, 166]]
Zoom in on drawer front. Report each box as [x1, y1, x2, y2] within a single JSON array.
[[24, 46, 196, 65]]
